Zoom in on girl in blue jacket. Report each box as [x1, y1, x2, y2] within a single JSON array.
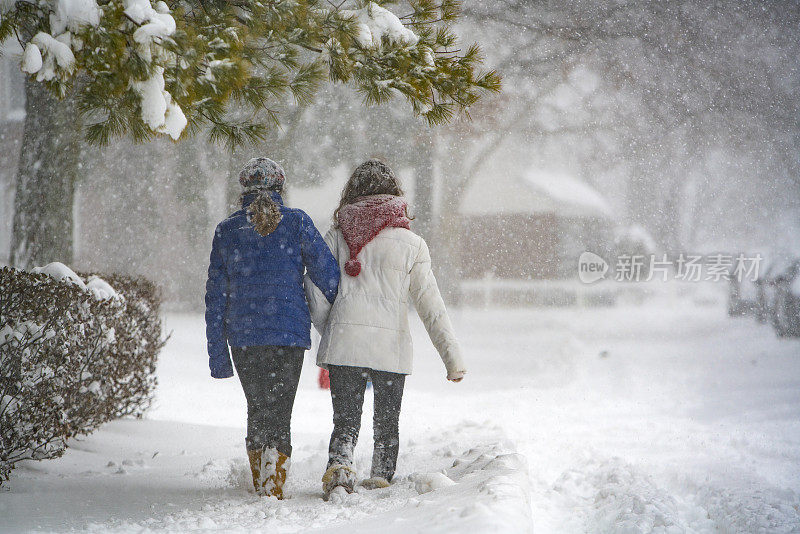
[[205, 157, 339, 499]]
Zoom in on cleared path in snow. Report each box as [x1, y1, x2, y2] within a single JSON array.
[[1, 419, 530, 533]]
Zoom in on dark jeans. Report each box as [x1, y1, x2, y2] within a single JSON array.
[[230, 345, 303, 457], [327, 365, 406, 481]]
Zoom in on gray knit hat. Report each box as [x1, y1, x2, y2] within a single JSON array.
[[239, 157, 286, 190]]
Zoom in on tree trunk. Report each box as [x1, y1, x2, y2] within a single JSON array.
[[10, 79, 80, 269]]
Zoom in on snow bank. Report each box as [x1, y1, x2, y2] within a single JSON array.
[[693, 483, 800, 533], [552, 457, 714, 532], [342, 3, 419, 48], [444, 447, 533, 533], [318, 441, 533, 534], [547, 456, 800, 533]]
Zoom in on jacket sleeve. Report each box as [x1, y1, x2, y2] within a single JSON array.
[[408, 237, 466, 378], [304, 227, 339, 333], [300, 213, 340, 304], [205, 226, 233, 378]]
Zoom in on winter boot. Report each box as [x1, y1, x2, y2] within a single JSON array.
[[321, 464, 357, 501], [247, 447, 289, 499], [359, 477, 390, 490]]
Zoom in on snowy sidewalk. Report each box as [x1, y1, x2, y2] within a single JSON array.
[[1, 419, 532, 533]]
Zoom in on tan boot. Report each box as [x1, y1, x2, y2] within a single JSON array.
[[322, 464, 358, 501], [247, 449, 263, 494], [360, 476, 390, 490], [247, 448, 289, 499], [272, 452, 288, 499]]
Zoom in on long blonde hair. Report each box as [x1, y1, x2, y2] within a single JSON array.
[[244, 187, 282, 236]]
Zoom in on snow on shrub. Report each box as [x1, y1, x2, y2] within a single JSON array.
[[0, 265, 166, 484]]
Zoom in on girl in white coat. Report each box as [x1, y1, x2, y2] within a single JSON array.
[[305, 159, 466, 500]]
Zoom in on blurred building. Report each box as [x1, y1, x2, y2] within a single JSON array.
[[458, 170, 614, 280]]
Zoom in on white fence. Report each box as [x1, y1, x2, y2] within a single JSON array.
[[459, 274, 726, 308]]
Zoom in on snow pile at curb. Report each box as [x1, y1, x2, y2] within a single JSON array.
[[692, 483, 800, 533], [551, 457, 714, 532], [439, 446, 533, 534], [545, 456, 800, 533], [313, 441, 533, 533]]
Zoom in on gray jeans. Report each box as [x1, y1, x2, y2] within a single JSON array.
[[327, 365, 406, 481], [230, 345, 303, 456]]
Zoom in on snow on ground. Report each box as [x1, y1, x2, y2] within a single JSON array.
[[3, 288, 800, 533], [1, 418, 526, 533]]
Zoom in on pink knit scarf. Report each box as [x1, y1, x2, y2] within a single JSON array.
[[337, 194, 411, 276]]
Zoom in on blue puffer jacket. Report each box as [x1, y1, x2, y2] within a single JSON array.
[[205, 192, 339, 378]]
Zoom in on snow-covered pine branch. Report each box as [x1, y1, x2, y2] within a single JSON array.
[[0, 0, 500, 147]]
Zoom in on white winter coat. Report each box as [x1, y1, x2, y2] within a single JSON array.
[[305, 226, 465, 377]]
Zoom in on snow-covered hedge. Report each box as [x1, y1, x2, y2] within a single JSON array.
[[0, 265, 166, 484]]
